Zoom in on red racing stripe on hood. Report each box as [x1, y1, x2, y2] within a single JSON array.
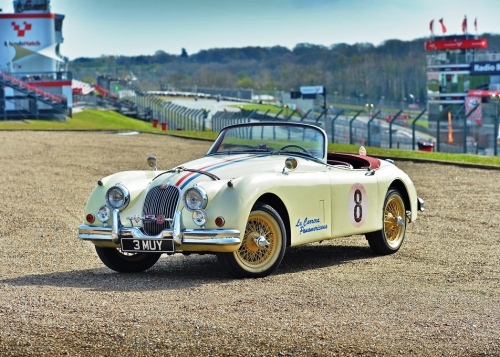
[[174, 154, 257, 186]]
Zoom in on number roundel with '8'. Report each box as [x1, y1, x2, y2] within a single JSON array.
[[347, 183, 368, 228]]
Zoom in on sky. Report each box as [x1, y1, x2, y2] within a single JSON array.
[[0, 0, 499, 60]]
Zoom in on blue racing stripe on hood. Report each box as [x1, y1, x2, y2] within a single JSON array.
[[179, 154, 267, 189]]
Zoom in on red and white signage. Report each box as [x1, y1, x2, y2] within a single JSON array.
[[465, 96, 482, 126], [0, 13, 59, 73], [424, 38, 488, 51], [467, 90, 500, 97]]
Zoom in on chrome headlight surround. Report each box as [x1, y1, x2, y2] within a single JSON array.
[[183, 186, 208, 211], [105, 183, 130, 211]]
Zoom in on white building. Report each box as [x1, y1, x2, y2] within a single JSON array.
[[0, 0, 71, 119]]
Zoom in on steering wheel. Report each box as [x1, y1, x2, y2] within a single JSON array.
[[279, 144, 312, 156]]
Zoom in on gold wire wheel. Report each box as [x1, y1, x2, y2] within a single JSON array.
[[383, 193, 405, 248], [236, 210, 282, 269]]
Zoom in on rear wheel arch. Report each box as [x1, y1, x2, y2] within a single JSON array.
[[388, 179, 410, 215]]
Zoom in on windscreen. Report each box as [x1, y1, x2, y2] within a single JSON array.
[[209, 123, 326, 160]]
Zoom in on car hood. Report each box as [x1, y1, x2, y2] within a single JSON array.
[[154, 153, 323, 189]]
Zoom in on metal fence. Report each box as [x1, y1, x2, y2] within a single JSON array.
[[125, 94, 207, 131], [76, 86, 499, 156], [209, 107, 499, 155]]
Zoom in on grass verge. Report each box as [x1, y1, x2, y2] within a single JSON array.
[[1, 109, 498, 167]]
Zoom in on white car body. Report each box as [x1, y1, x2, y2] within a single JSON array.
[[78, 122, 424, 278]]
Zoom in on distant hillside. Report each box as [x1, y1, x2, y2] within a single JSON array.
[[69, 33, 500, 104]]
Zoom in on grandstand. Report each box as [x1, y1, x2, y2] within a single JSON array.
[[0, 0, 71, 120]]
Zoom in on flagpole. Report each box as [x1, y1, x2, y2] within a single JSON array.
[[464, 15, 468, 39]]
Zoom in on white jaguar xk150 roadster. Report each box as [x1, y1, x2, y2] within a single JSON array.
[[78, 122, 424, 278]]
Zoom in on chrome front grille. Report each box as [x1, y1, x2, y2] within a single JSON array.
[[142, 185, 180, 236]]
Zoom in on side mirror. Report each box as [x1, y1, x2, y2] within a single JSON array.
[[147, 155, 157, 171]]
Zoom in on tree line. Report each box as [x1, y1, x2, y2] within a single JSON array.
[[69, 33, 500, 104]]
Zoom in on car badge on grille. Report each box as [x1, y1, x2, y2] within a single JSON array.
[[160, 183, 169, 189], [156, 215, 165, 224]]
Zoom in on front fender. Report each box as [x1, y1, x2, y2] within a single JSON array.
[[183, 176, 255, 234], [375, 164, 420, 222], [83, 170, 157, 226], [193, 171, 331, 242]]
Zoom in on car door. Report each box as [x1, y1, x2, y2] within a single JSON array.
[[327, 167, 380, 238]]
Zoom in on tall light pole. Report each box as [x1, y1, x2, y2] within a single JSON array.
[[365, 103, 374, 146]]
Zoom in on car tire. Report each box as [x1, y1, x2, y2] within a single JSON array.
[[217, 202, 286, 278], [366, 189, 406, 255], [95, 246, 161, 273]]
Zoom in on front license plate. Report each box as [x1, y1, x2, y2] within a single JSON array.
[[120, 238, 174, 253]]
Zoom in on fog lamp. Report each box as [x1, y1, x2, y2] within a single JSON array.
[[192, 209, 207, 226], [97, 205, 111, 223]]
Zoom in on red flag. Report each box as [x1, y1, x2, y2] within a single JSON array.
[[439, 18, 447, 34], [462, 16, 467, 33], [429, 19, 434, 35]]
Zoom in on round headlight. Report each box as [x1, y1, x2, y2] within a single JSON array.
[[183, 186, 208, 211], [105, 184, 130, 210], [97, 205, 111, 223]]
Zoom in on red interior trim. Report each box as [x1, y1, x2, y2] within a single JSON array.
[[327, 152, 381, 170]]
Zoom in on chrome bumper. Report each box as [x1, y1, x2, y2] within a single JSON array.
[[417, 197, 425, 212], [78, 209, 241, 249]]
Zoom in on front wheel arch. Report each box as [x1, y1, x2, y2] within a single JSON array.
[[253, 193, 290, 246], [217, 202, 287, 278]]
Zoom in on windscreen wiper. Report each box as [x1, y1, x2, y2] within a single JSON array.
[[271, 149, 314, 158], [271, 150, 323, 163]]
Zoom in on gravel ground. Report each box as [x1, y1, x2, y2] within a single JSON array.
[[0, 131, 498, 357]]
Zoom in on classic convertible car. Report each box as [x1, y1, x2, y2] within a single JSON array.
[[78, 122, 424, 278]]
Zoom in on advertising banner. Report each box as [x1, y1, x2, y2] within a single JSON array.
[[424, 38, 487, 51], [465, 96, 482, 126], [470, 61, 500, 75]]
